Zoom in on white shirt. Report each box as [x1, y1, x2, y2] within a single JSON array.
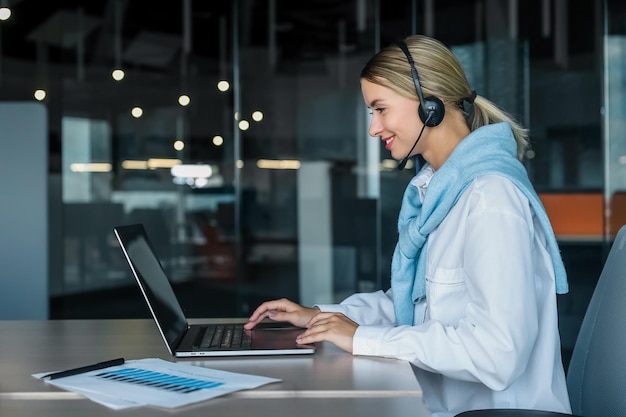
[[317, 170, 572, 417]]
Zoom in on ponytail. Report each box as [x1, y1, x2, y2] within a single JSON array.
[[468, 95, 529, 160]]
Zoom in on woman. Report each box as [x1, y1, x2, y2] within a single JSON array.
[[245, 35, 571, 416]]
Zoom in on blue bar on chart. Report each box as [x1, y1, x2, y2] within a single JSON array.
[[95, 368, 224, 394]]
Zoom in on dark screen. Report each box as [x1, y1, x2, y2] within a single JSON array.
[[114, 224, 188, 352]]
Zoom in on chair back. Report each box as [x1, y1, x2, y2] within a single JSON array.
[[566, 224, 626, 416]]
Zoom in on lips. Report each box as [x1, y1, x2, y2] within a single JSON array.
[[382, 136, 395, 150]]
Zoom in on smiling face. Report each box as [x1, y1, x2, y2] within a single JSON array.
[[361, 79, 425, 161]]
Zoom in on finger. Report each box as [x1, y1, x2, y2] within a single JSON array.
[[305, 312, 331, 326], [306, 312, 341, 328], [263, 310, 295, 323], [246, 305, 271, 325], [298, 320, 356, 353], [296, 326, 328, 345], [244, 311, 271, 329], [303, 316, 341, 337], [247, 299, 290, 322]]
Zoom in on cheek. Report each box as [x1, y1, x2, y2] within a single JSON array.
[[395, 113, 422, 141], [388, 114, 408, 134]]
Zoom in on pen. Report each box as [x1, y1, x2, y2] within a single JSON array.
[[43, 358, 125, 380]]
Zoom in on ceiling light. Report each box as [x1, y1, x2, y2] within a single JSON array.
[[0, 7, 11, 21], [217, 80, 230, 92], [178, 94, 190, 106], [256, 159, 301, 170], [171, 164, 216, 189], [238, 120, 250, 131], [122, 160, 148, 170], [111, 69, 125, 81], [70, 163, 112, 173], [147, 158, 181, 169], [252, 111, 264, 122], [33, 89, 46, 101], [212, 136, 224, 146], [131, 107, 143, 118], [171, 164, 213, 179]]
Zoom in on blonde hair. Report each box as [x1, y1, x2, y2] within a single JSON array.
[[361, 35, 529, 159]]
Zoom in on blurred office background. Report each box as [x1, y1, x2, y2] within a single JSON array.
[[1, 0, 625, 368]]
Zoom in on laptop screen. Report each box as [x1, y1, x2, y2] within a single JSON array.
[[114, 224, 188, 353]]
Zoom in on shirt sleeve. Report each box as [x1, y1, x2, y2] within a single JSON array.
[[315, 289, 397, 325]]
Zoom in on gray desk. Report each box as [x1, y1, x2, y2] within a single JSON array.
[[0, 319, 431, 416]]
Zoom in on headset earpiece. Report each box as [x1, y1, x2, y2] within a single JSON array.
[[419, 95, 445, 127], [394, 40, 445, 127]]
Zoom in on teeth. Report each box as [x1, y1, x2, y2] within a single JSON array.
[[385, 137, 394, 144]]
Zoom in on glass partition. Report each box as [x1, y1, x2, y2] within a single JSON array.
[[0, 1, 616, 348], [606, 0, 626, 238]]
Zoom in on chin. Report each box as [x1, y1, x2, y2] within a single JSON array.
[[393, 152, 408, 161], [390, 150, 403, 161]]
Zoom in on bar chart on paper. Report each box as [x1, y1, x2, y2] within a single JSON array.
[[96, 367, 225, 393], [34, 358, 280, 409]]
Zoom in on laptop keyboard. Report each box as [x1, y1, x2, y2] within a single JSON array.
[[198, 324, 252, 350]]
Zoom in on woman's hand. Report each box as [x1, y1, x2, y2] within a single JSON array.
[[297, 312, 358, 353], [245, 299, 359, 354], [244, 298, 320, 329]]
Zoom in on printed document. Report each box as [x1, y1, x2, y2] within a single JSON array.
[[34, 358, 280, 409]]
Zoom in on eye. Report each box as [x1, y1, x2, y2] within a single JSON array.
[[374, 107, 385, 114]]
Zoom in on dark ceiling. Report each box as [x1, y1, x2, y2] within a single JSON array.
[[1, 0, 387, 74], [0, 0, 599, 73], [0, 0, 599, 93]]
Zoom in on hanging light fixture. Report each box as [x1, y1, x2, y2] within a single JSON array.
[[111, 0, 124, 81], [0, 0, 11, 21]]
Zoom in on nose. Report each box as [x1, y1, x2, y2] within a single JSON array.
[[368, 114, 382, 137]]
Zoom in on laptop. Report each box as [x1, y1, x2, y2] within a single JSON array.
[[114, 224, 316, 357]]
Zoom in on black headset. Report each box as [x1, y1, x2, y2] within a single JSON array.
[[394, 40, 445, 127]]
